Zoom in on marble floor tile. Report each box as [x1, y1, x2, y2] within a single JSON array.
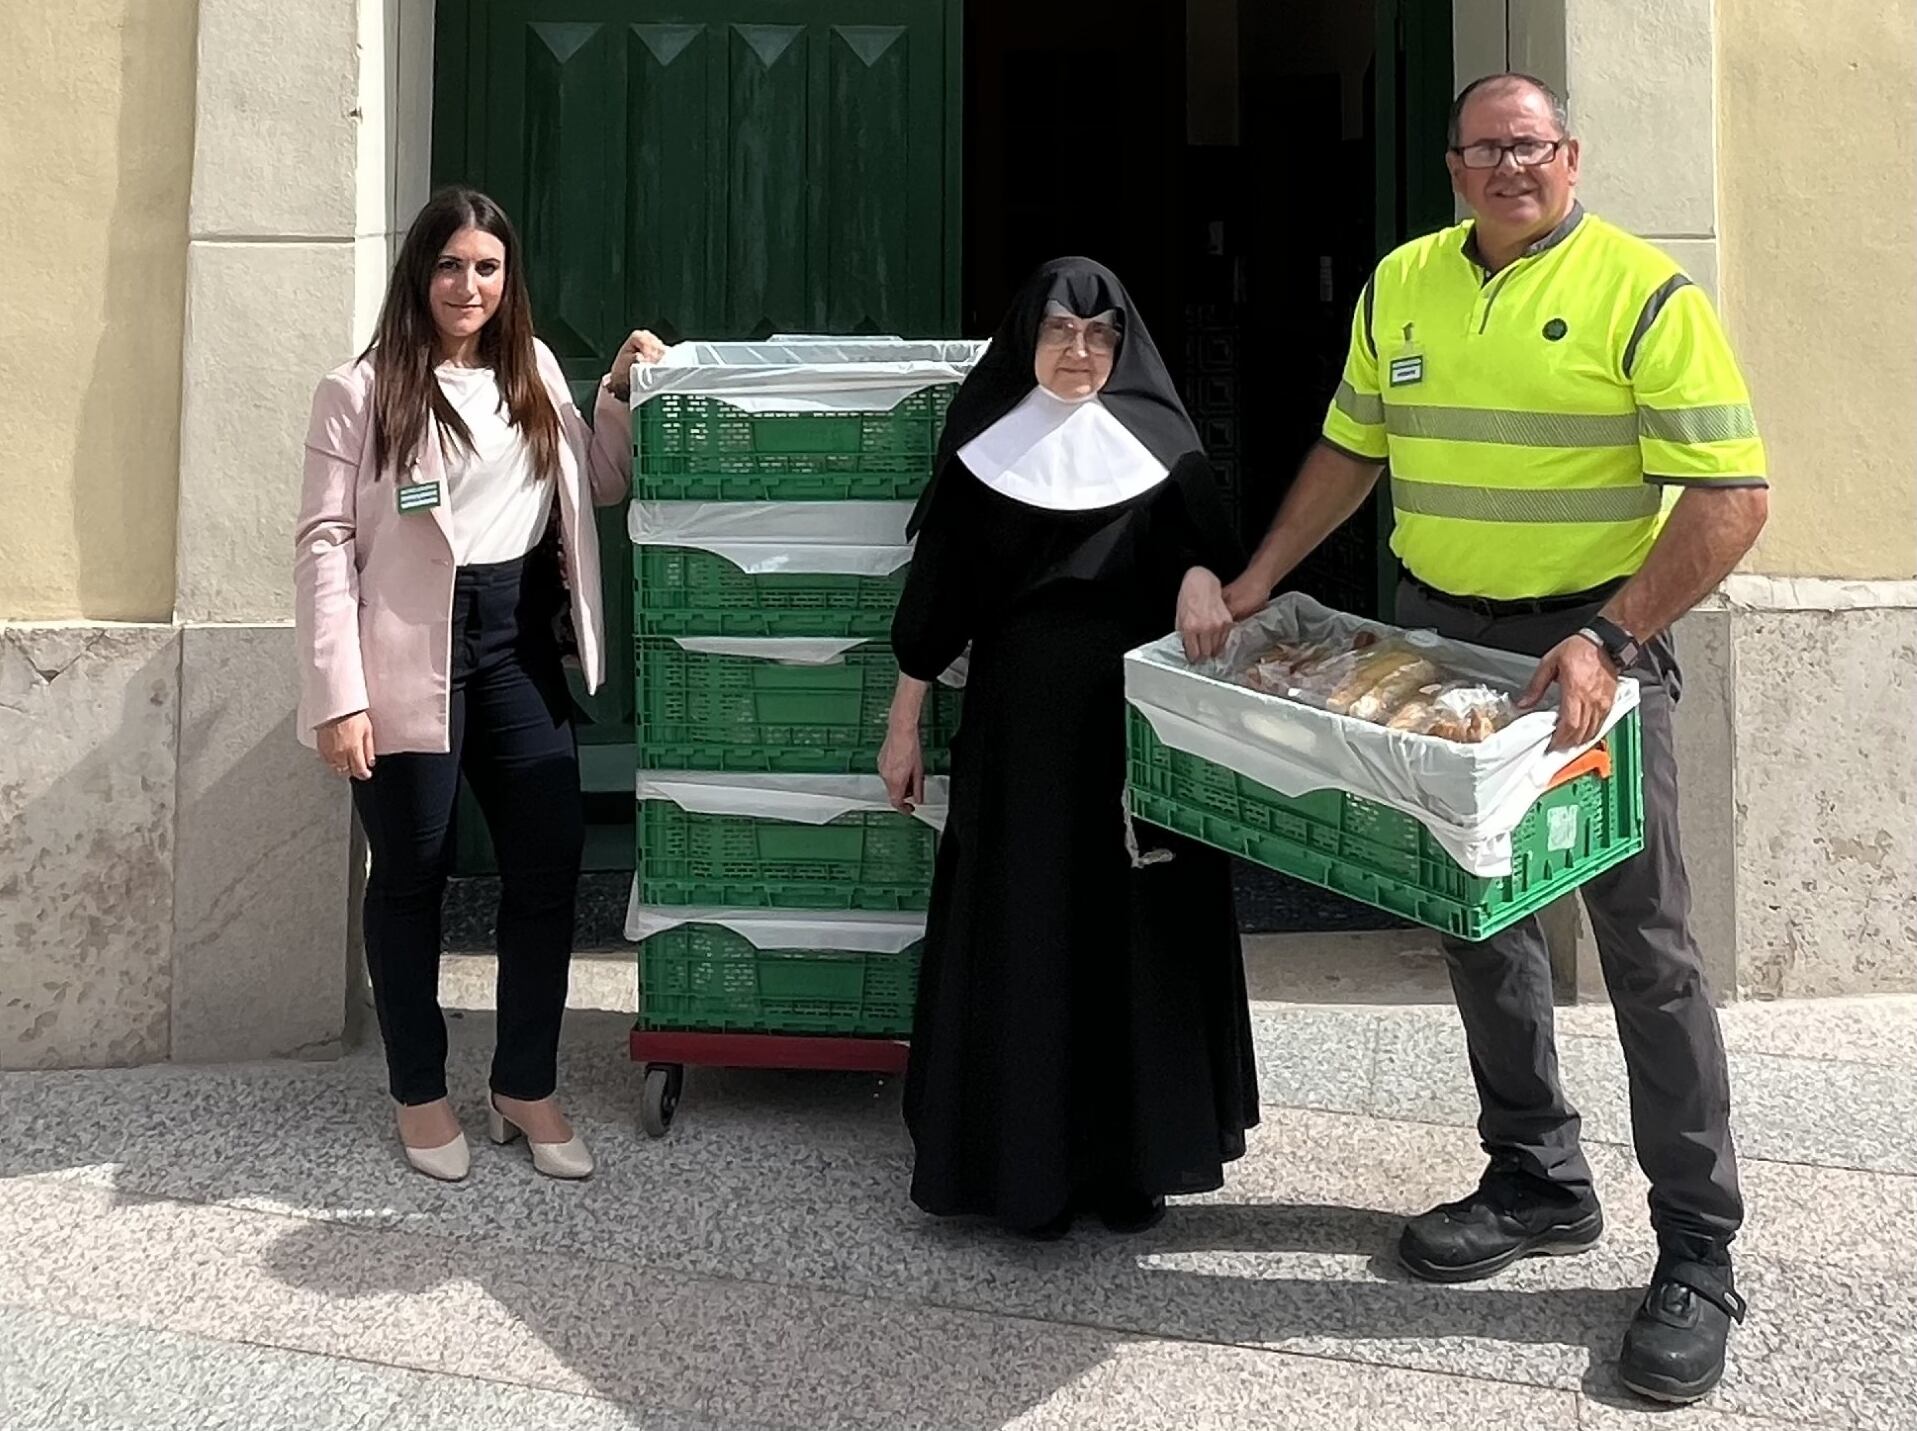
[[1556, 996, 1915, 1072], [1577, 1396, 1828, 1430], [3, 996, 1912, 1431], [375, 1374, 790, 1431], [1247, 1005, 1379, 1115], [1721, 1048, 1917, 1176], [1073, 1338, 1581, 1430]]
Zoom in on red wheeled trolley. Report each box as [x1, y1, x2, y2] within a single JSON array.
[[630, 1031, 909, 1138], [624, 912, 928, 1136]]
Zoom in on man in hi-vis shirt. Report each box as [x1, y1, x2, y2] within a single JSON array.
[[1189, 73, 1769, 1406]]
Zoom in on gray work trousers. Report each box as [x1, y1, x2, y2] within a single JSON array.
[[1396, 581, 1743, 1252]]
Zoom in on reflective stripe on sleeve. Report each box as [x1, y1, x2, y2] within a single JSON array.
[[1334, 380, 1384, 426], [1637, 403, 1759, 444]]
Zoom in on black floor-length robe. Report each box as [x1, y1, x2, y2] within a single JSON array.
[[894, 461, 1259, 1232]]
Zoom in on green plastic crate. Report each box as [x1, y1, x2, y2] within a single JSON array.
[[634, 546, 907, 639], [637, 803, 936, 910], [1126, 707, 1645, 941], [635, 639, 959, 773], [637, 923, 920, 1035], [635, 386, 955, 502]]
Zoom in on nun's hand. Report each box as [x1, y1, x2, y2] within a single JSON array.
[[878, 724, 925, 814], [1176, 567, 1234, 664]]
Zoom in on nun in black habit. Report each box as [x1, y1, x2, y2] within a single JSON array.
[[879, 257, 1259, 1238]]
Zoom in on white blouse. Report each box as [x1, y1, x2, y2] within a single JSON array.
[[434, 363, 554, 566]]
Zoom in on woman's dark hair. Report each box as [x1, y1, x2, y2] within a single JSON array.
[[361, 187, 560, 481]]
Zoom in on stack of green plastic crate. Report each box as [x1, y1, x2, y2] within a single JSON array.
[[627, 342, 981, 1038]]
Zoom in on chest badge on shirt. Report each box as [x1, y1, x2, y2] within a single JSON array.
[[395, 480, 442, 514], [1388, 322, 1424, 387]]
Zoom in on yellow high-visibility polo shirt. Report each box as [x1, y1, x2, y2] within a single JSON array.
[[1321, 205, 1768, 601]]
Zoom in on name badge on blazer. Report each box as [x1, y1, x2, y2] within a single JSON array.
[[396, 481, 442, 514]]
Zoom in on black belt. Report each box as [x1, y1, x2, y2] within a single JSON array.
[[1405, 571, 1624, 620]]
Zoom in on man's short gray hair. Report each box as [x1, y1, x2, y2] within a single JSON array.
[[1447, 73, 1570, 148]]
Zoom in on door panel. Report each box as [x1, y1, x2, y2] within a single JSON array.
[[523, 21, 627, 363], [725, 24, 811, 336], [628, 23, 713, 341], [821, 26, 911, 333]]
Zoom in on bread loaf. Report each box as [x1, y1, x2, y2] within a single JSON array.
[[1326, 649, 1432, 715], [1347, 658, 1444, 722]]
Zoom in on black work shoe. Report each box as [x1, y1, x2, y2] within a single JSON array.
[[1097, 1192, 1167, 1235], [1398, 1163, 1604, 1283], [1618, 1256, 1747, 1404]]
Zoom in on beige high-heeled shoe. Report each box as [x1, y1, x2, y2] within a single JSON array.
[[400, 1130, 471, 1182], [488, 1098, 594, 1180]]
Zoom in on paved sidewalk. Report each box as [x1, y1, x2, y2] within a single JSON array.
[[1, 936, 1911, 1430]]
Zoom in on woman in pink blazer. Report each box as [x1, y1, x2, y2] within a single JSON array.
[[294, 187, 660, 1182]]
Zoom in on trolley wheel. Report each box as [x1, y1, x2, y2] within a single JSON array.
[[640, 1063, 685, 1138]]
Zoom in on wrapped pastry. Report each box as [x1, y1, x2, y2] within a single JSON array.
[[1345, 656, 1445, 722], [1385, 690, 1444, 732], [1279, 645, 1374, 708], [1325, 645, 1433, 715], [1399, 682, 1517, 744], [1246, 640, 1336, 691]]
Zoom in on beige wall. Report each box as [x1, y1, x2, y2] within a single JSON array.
[[0, 0, 195, 622], [1719, 0, 1917, 580]]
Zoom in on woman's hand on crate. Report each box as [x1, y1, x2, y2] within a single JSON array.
[[604, 328, 667, 401], [1519, 636, 1618, 753], [1176, 566, 1235, 664]]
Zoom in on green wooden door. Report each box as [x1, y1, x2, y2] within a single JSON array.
[[435, 0, 962, 364], [431, 1, 963, 873]]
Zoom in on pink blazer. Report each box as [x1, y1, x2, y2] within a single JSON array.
[[294, 339, 631, 755]]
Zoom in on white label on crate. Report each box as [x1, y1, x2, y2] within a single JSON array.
[[1547, 805, 1579, 852]]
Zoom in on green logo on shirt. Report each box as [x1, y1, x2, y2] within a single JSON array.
[[1388, 355, 1424, 387]]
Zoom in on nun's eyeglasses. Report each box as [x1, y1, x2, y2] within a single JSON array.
[[1038, 316, 1121, 354]]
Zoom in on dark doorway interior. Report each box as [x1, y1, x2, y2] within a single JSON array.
[[962, 1, 1454, 932]]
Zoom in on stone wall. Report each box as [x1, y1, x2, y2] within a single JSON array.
[[0, 624, 353, 1070]]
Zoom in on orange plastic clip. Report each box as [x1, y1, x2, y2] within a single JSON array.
[[1544, 740, 1612, 794]]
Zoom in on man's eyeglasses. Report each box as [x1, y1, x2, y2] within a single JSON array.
[[1038, 315, 1121, 355], [1450, 138, 1566, 170]]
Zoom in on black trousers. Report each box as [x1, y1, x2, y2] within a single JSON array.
[[1397, 580, 1742, 1256], [352, 553, 584, 1106]]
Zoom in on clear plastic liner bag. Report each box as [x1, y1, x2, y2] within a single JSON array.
[[632, 339, 990, 415], [1385, 681, 1519, 743]]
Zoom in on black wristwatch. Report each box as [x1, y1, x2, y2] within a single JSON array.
[[1578, 616, 1641, 671]]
